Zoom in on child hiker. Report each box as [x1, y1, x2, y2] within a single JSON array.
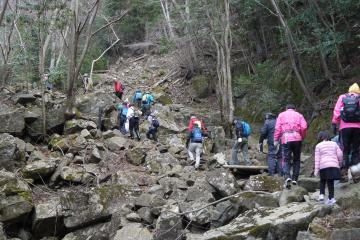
[[314, 131, 343, 205]]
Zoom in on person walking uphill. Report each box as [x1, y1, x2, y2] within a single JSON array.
[[132, 89, 143, 108], [141, 91, 154, 117], [274, 104, 307, 188], [127, 105, 142, 141], [314, 131, 342, 205], [113, 78, 124, 100], [187, 123, 207, 169], [259, 113, 277, 176], [146, 112, 160, 141], [332, 83, 360, 183], [229, 119, 252, 166]]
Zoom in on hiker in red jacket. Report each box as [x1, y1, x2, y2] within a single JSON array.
[[113, 78, 124, 100], [187, 116, 207, 132]]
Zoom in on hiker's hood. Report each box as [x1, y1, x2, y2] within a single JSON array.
[[348, 83, 360, 94]]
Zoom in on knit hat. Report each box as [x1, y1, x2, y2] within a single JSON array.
[[318, 131, 330, 141], [348, 83, 360, 94]]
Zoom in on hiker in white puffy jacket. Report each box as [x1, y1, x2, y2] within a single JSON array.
[[127, 105, 141, 141]]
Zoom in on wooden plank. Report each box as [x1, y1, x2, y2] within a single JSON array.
[[223, 165, 268, 170]]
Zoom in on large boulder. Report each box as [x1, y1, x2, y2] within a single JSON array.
[[200, 202, 332, 240], [62, 222, 111, 240], [126, 147, 147, 166], [231, 191, 279, 211], [0, 133, 26, 171], [60, 165, 94, 184], [210, 200, 240, 228], [60, 184, 140, 229], [113, 223, 153, 240], [22, 159, 57, 180], [49, 134, 87, 154], [206, 169, 238, 197], [75, 92, 114, 120], [0, 104, 25, 135], [180, 201, 214, 226], [154, 204, 183, 240], [279, 186, 308, 206], [244, 174, 283, 192], [32, 197, 65, 238], [146, 151, 179, 174], [64, 119, 97, 134], [298, 177, 320, 193], [0, 170, 33, 223], [106, 136, 129, 152], [13, 94, 37, 105]]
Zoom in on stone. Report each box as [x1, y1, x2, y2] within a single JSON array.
[[126, 147, 147, 166], [0, 170, 33, 223], [25, 143, 35, 153], [28, 150, 47, 162], [80, 129, 92, 139], [89, 147, 102, 163], [0, 133, 26, 171], [14, 94, 36, 105], [102, 130, 117, 139], [61, 184, 139, 229], [113, 223, 153, 240], [146, 151, 180, 174], [137, 207, 154, 224], [61, 222, 111, 240], [113, 170, 154, 188], [60, 165, 94, 184], [296, 231, 322, 240], [206, 169, 238, 197], [279, 186, 308, 206], [22, 159, 57, 180], [32, 197, 65, 238], [211, 200, 240, 228], [0, 104, 25, 135], [0, 223, 6, 240], [244, 174, 283, 192], [126, 212, 142, 222], [154, 204, 183, 240], [298, 177, 320, 192], [330, 228, 360, 240], [64, 119, 97, 134], [180, 201, 214, 226], [106, 136, 128, 152], [186, 185, 215, 203], [231, 191, 279, 211], [200, 202, 332, 240]]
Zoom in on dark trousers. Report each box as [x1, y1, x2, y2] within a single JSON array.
[[268, 144, 277, 176], [146, 127, 158, 141], [340, 128, 360, 168], [142, 104, 151, 117], [115, 91, 123, 100], [282, 141, 302, 181], [135, 99, 142, 108], [320, 179, 334, 199], [129, 117, 140, 140]]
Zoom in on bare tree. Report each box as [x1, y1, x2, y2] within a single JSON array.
[[160, 0, 175, 40], [206, 0, 234, 128], [0, 0, 9, 26]]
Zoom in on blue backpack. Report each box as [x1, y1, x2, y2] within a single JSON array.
[[241, 121, 251, 137], [121, 107, 128, 117], [192, 128, 203, 142], [135, 91, 142, 100]]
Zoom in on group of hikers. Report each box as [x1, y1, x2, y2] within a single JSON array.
[[113, 78, 159, 142], [229, 82, 360, 206]]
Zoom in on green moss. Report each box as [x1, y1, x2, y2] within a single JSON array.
[[64, 174, 76, 181], [309, 222, 331, 238], [17, 191, 33, 203], [157, 94, 173, 105], [249, 223, 271, 238]]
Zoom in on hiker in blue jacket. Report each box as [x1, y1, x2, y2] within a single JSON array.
[[229, 119, 252, 165], [132, 89, 143, 108], [187, 123, 208, 169], [141, 91, 154, 117], [259, 112, 277, 175], [118, 102, 129, 134]]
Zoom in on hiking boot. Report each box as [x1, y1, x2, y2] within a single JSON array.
[[325, 198, 336, 206], [283, 178, 292, 189], [318, 194, 324, 202], [292, 180, 297, 185]]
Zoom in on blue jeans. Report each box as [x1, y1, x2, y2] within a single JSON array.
[[230, 139, 250, 165]]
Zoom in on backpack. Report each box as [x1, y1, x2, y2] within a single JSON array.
[[142, 94, 148, 104], [192, 127, 203, 142], [341, 94, 360, 122], [121, 107, 128, 117], [114, 81, 122, 92], [135, 91, 142, 100], [236, 120, 251, 137], [152, 119, 160, 128]]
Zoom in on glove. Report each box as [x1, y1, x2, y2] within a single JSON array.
[[314, 171, 319, 177], [258, 143, 263, 152], [332, 123, 337, 135], [274, 141, 279, 147], [238, 138, 243, 143]]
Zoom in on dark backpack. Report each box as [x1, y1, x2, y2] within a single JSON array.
[[192, 128, 203, 142], [152, 119, 160, 128], [341, 94, 360, 123]]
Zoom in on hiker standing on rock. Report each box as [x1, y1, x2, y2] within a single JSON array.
[[274, 104, 307, 188], [127, 105, 141, 141], [332, 83, 360, 183], [146, 112, 159, 141], [187, 123, 207, 169], [229, 119, 252, 166], [141, 91, 154, 117], [113, 78, 124, 100], [314, 131, 342, 205], [132, 89, 143, 108], [259, 113, 277, 176]]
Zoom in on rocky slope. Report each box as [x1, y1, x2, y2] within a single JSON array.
[[1, 53, 360, 240]]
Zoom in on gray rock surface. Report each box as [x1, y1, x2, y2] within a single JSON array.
[[244, 174, 283, 192], [113, 223, 153, 240], [206, 169, 237, 197], [0, 133, 26, 171]]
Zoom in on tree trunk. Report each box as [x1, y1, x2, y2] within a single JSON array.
[[160, 0, 175, 40], [270, 0, 315, 107]]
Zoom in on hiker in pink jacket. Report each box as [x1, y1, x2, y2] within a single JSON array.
[[274, 104, 307, 188], [314, 131, 342, 205], [332, 83, 360, 182]]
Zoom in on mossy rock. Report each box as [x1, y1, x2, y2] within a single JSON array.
[[157, 94, 173, 105], [244, 174, 283, 192], [192, 75, 211, 98]]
